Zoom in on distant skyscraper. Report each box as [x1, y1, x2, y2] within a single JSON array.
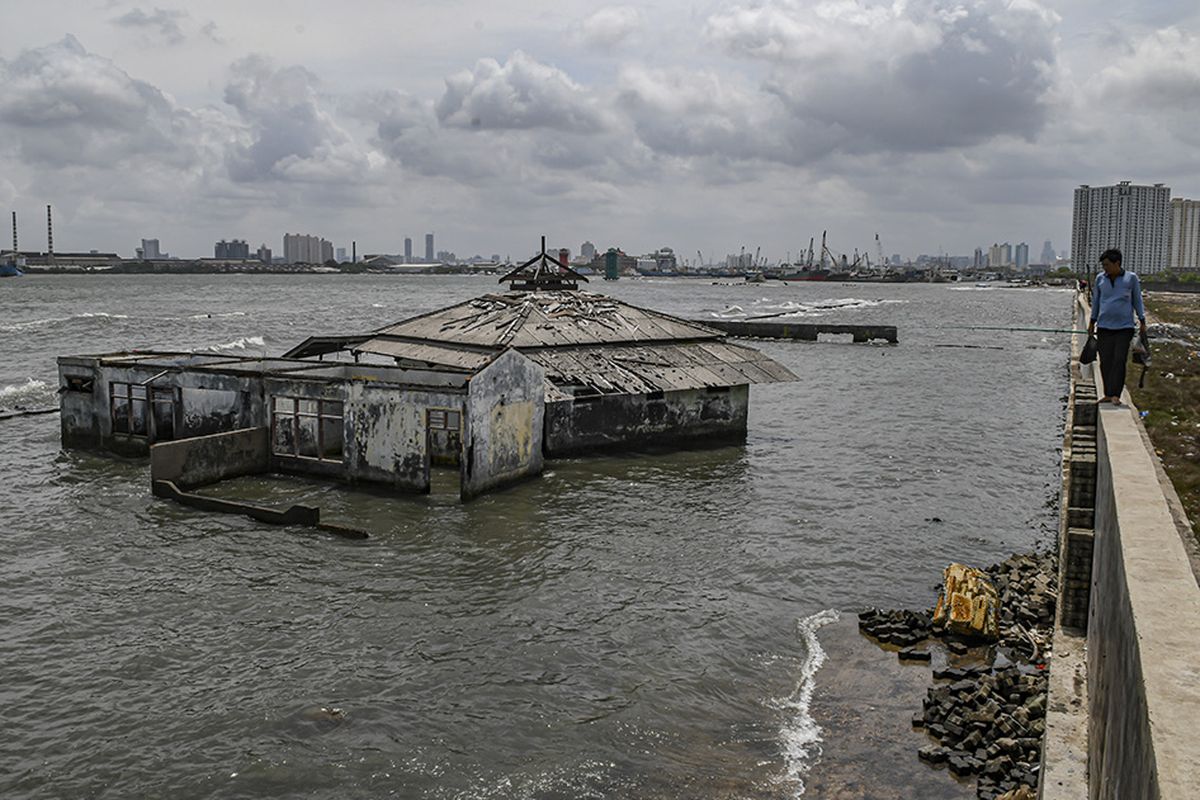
[[257, 244, 272, 264], [283, 233, 328, 264], [1040, 240, 1055, 264], [215, 239, 250, 259], [974, 247, 984, 268], [336, 247, 346, 262], [580, 241, 596, 261], [404, 237, 413, 262], [1015, 242, 1029, 269], [1072, 181, 1171, 274], [141, 238, 162, 260], [1168, 197, 1200, 272], [425, 233, 434, 262]]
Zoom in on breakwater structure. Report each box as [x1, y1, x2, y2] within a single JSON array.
[[697, 318, 898, 343], [1040, 294, 1200, 798]]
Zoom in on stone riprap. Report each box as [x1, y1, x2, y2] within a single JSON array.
[[858, 550, 1059, 800]]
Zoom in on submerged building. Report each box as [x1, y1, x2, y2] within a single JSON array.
[[58, 240, 794, 502]]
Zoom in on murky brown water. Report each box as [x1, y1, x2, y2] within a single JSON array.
[[0, 276, 1067, 798]]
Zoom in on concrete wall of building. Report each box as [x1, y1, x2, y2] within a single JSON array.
[[543, 384, 749, 456], [58, 358, 264, 456], [149, 427, 269, 490], [461, 349, 545, 500], [343, 382, 466, 493]]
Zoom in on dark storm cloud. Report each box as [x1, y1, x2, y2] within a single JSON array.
[[702, 0, 1059, 160], [111, 7, 189, 43], [0, 35, 202, 167]]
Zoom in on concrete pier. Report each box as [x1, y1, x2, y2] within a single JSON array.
[[696, 319, 898, 343]]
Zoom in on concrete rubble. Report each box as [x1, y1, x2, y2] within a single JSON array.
[[857, 550, 1058, 800], [933, 563, 1001, 641]]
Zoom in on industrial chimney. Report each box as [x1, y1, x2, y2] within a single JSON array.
[[46, 204, 54, 259], [11, 211, 16, 253]]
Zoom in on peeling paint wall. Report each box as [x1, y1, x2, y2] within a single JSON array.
[[544, 385, 749, 456], [461, 350, 545, 500], [344, 382, 464, 492]]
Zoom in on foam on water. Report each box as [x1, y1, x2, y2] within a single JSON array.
[[208, 335, 266, 351], [0, 311, 130, 332], [712, 297, 904, 319], [775, 608, 839, 797], [0, 377, 53, 407]]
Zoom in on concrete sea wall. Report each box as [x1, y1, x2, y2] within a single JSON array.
[[1042, 296, 1200, 799]]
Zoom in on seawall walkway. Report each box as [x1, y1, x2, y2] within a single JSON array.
[[1041, 295, 1200, 799]]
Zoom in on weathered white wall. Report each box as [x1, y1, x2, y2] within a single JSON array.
[[461, 349, 545, 500], [345, 382, 466, 492]]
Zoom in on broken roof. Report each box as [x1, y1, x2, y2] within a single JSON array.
[[348, 289, 797, 397], [371, 290, 723, 349]]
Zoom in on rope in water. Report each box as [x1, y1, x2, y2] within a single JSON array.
[[943, 325, 1089, 334]]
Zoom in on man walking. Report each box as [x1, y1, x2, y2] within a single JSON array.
[[1087, 248, 1147, 403]]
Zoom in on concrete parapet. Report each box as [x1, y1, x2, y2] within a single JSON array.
[[150, 427, 269, 489], [1086, 401, 1200, 799]]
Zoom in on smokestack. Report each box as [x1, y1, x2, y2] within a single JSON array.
[[352, 240, 356, 263], [11, 211, 16, 253], [46, 204, 54, 258]]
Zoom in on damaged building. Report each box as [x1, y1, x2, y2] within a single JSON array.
[[58, 240, 795, 502]]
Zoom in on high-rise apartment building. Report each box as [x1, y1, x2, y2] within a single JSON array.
[[580, 241, 596, 261], [988, 243, 1013, 268], [1072, 182, 1171, 274], [336, 247, 346, 262], [404, 237, 413, 262], [215, 239, 250, 259], [1015, 242, 1029, 269], [425, 233, 434, 262], [257, 244, 272, 264], [283, 233, 331, 264], [1168, 197, 1200, 273], [140, 238, 162, 260], [1040, 240, 1055, 265]]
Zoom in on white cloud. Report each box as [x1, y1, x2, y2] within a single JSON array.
[[111, 7, 189, 44], [223, 55, 380, 183], [576, 6, 643, 48], [435, 51, 609, 132], [0, 35, 211, 168]]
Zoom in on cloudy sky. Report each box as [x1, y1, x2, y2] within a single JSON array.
[[2, 1, 1198, 262]]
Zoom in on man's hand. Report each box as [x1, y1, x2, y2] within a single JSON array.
[[1088, 321, 1096, 337], [1139, 319, 1147, 335]]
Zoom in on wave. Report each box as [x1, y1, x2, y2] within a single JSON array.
[[0, 378, 53, 408], [208, 335, 266, 351], [0, 311, 130, 332], [775, 608, 839, 797]]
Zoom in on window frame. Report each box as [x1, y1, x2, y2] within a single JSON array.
[[271, 395, 344, 464]]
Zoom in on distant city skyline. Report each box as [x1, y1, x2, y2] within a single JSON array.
[[3, 3, 1198, 262]]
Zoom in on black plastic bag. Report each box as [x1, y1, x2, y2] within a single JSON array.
[[1132, 330, 1151, 388], [1080, 335, 1098, 364]]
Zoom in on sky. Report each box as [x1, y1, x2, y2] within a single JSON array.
[[2, 0, 1199, 262]]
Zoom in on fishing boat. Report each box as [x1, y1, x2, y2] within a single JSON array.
[[1, 251, 25, 278]]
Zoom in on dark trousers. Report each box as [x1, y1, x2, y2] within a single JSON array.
[[1097, 327, 1135, 398]]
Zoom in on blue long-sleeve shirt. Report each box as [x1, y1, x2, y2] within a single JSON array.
[[1091, 270, 1145, 329]]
